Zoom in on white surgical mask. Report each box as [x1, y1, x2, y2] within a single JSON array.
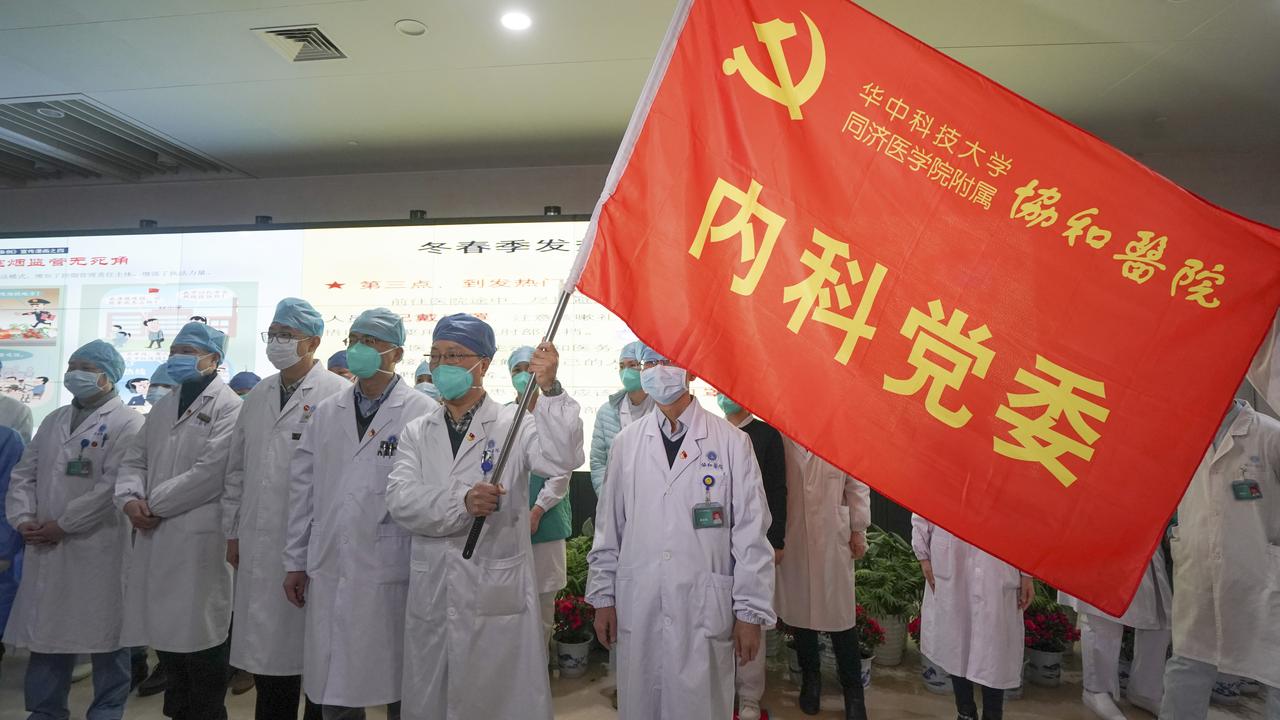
[[640, 365, 688, 405], [266, 338, 303, 371]]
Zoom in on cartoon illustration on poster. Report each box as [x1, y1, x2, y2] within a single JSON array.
[[0, 288, 61, 345]]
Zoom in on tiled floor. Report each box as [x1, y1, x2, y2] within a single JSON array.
[[0, 645, 1267, 719]]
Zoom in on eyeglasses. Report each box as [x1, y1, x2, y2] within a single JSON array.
[[260, 332, 304, 343], [642, 359, 675, 369], [344, 336, 388, 349], [428, 352, 482, 367]]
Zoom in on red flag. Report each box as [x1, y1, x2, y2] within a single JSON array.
[[572, 0, 1280, 614]]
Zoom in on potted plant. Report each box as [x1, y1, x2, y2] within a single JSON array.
[[1118, 627, 1134, 691], [853, 526, 925, 666], [854, 604, 885, 688], [909, 615, 951, 694], [1023, 581, 1079, 688], [554, 594, 595, 678]]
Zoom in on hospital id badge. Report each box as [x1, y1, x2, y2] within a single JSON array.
[[65, 459, 92, 477], [1231, 479, 1263, 501], [692, 502, 725, 530]]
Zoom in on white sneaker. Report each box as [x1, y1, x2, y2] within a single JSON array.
[[738, 700, 762, 720], [1125, 692, 1161, 716], [1083, 691, 1127, 720], [70, 663, 92, 683]]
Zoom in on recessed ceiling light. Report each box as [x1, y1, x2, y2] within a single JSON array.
[[501, 11, 532, 31], [36, 107, 65, 119], [347, 140, 360, 146], [395, 19, 428, 37]]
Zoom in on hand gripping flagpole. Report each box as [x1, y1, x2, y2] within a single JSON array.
[[461, 288, 574, 560], [461, 0, 694, 560]]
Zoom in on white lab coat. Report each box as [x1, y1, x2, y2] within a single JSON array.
[[775, 440, 870, 632], [587, 400, 775, 720], [1059, 548, 1171, 629], [115, 377, 242, 652], [912, 515, 1025, 689], [4, 397, 143, 653], [283, 379, 433, 708], [531, 473, 570, 596], [223, 362, 348, 676], [385, 393, 584, 720], [1168, 399, 1280, 688], [0, 394, 33, 443]]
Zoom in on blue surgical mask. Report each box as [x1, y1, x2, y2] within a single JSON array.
[[64, 370, 104, 400], [166, 354, 209, 384], [434, 362, 479, 401], [717, 394, 743, 416], [511, 371, 532, 395], [415, 381, 441, 401], [145, 386, 171, 405], [620, 367, 643, 393]]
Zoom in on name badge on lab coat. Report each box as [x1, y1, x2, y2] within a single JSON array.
[[1232, 480, 1263, 501], [65, 459, 93, 476], [692, 502, 725, 529]]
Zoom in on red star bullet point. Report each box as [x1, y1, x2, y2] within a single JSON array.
[[327, 281, 344, 289]]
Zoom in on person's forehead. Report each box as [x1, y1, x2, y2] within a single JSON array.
[[170, 343, 200, 353], [269, 321, 305, 333], [431, 340, 469, 353], [511, 361, 531, 371]]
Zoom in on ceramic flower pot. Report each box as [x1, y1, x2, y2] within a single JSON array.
[[556, 636, 592, 678], [1027, 649, 1063, 687]]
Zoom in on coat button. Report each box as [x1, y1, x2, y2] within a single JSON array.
[[662, 551, 671, 561], [664, 616, 672, 627], [447, 608, 457, 618], [341, 536, 349, 545]]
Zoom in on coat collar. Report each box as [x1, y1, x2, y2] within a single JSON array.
[[645, 398, 710, 486], [451, 395, 501, 471], [67, 395, 124, 441], [1210, 399, 1255, 465], [275, 361, 329, 423], [174, 376, 226, 428], [354, 377, 413, 453]]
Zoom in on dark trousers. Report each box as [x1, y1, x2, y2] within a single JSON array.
[[254, 674, 321, 720], [951, 675, 1004, 720], [156, 640, 230, 720], [793, 626, 865, 694]]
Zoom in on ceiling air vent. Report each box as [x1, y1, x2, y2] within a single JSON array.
[[256, 25, 347, 62]]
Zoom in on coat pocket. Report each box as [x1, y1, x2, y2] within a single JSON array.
[[930, 534, 954, 581], [698, 572, 735, 639], [475, 554, 528, 617], [373, 519, 410, 584]]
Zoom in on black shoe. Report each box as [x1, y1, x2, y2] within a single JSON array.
[[843, 685, 868, 720], [137, 664, 168, 697], [131, 660, 149, 691], [799, 669, 821, 715]]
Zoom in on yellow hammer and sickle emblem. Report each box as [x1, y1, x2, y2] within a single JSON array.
[[722, 12, 826, 120]]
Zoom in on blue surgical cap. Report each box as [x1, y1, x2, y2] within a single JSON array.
[[433, 313, 496, 359], [229, 371, 261, 392], [507, 346, 535, 373], [351, 308, 406, 346], [172, 321, 227, 357], [327, 350, 348, 369], [638, 344, 669, 366], [70, 339, 125, 384], [620, 341, 644, 362], [414, 360, 431, 378], [272, 297, 324, 337], [149, 363, 176, 386]]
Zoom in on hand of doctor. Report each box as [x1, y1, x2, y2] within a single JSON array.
[[16, 522, 47, 545], [529, 342, 560, 392], [28, 521, 66, 545], [593, 606, 618, 649], [124, 499, 160, 531], [774, 548, 784, 565], [284, 571, 309, 608], [920, 560, 935, 592], [849, 531, 867, 560], [1018, 576, 1034, 611], [226, 539, 239, 569], [734, 621, 762, 665], [465, 483, 506, 517], [529, 505, 545, 535]]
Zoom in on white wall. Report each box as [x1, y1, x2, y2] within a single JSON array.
[[0, 165, 612, 233], [0, 152, 1275, 234]]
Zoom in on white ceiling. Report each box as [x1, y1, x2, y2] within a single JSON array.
[[0, 0, 1276, 183]]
